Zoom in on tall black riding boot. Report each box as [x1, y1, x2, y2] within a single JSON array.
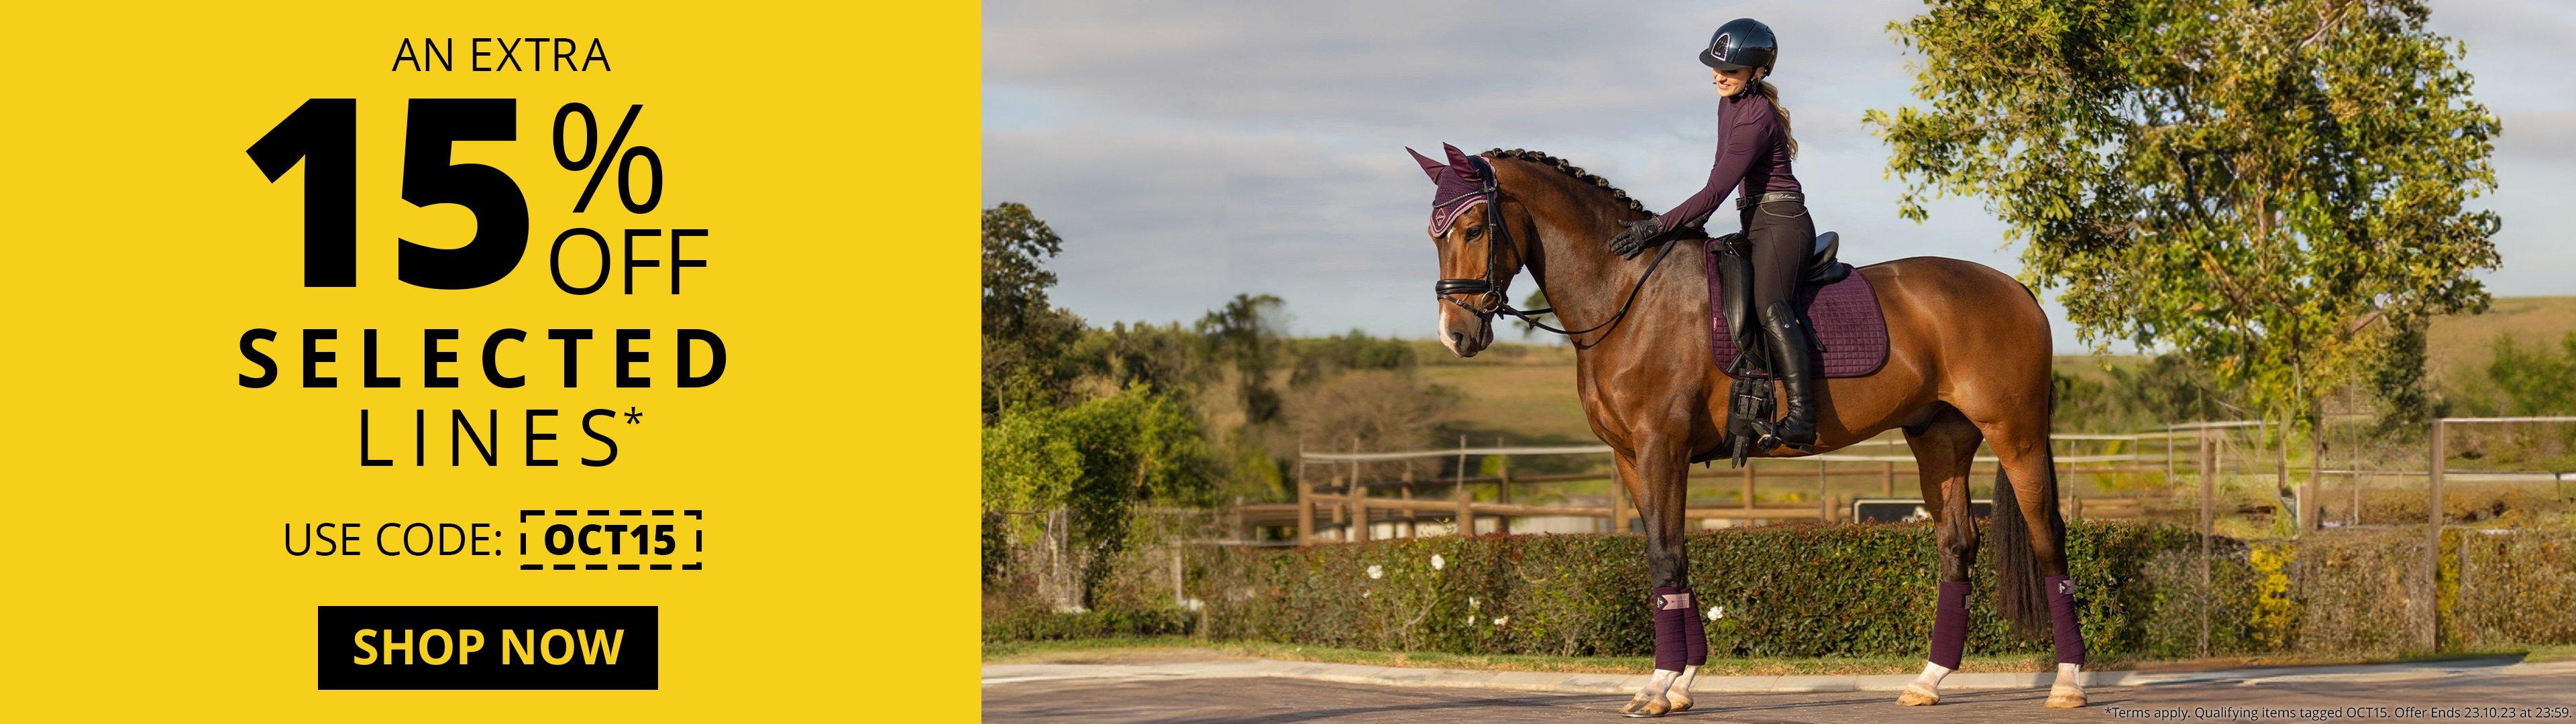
[[1760, 300, 1819, 452]]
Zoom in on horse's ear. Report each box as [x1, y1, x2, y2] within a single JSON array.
[[1407, 147, 1445, 181], [1442, 143, 1474, 168]]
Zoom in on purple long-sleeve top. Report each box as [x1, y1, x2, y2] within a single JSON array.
[[1656, 89, 1801, 234]]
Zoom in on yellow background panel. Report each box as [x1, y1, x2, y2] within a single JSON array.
[[2, 3, 976, 719]]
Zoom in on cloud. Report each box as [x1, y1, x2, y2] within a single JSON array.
[[985, 0, 1923, 141], [2432, 1, 2576, 160], [985, 0, 2576, 344]]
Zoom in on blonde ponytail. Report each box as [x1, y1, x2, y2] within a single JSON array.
[[1754, 79, 1798, 159]]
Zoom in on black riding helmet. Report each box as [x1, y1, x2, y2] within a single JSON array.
[[1698, 18, 1777, 72]]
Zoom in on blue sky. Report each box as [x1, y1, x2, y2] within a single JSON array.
[[983, 1, 2576, 353]]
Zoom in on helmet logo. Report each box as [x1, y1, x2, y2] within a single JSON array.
[[1711, 33, 1731, 58]]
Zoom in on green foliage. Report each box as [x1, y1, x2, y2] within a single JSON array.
[[2049, 357, 2237, 432], [983, 387, 1216, 603], [1192, 523, 2203, 658], [992, 525, 2576, 654], [982, 605, 1194, 644], [1068, 321, 1210, 396], [2365, 317, 2434, 433], [2247, 543, 2300, 650], [2279, 529, 2424, 654], [2455, 531, 2576, 648], [1197, 293, 1291, 424], [985, 387, 1216, 534], [1290, 330, 1419, 386], [2481, 333, 2576, 416], [1867, 0, 2502, 434], [1512, 288, 1554, 339], [2049, 370, 2118, 430], [983, 202, 1087, 421], [2441, 333, 2576, 469], [2109, 355, 2240, 424]]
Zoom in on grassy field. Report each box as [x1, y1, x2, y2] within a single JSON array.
[[983, 636, 2576, 674], [2428, 296, 2576, 391], [1417, 296, 2576, 446], [1413, 343, 1593, 443]]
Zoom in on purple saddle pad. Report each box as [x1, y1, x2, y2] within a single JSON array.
[[1707, 257, 1889, 379]]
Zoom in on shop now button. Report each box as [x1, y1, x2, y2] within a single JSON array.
[[317, 605, 658, 689]]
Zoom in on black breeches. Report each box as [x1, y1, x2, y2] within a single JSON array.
[[1740, 200, 1815, 312]]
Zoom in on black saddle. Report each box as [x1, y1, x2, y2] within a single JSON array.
[[1803, 232, 1847, 285], [1710, 231, 1845, 284], [1699, 230, 1845, 467]]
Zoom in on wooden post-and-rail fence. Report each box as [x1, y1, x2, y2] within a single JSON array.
[[1289, 433, 2169, 546]]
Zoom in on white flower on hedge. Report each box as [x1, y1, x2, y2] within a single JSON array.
[[1711, 605, 1727, 621], [1468, 597, 1481, 610], [1430, 554, 1446, 570], [1493, 615, 1510, 627], [1366, 564, 1384, 580]]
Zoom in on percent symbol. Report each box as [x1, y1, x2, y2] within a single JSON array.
[[552, 103, 661, 214]]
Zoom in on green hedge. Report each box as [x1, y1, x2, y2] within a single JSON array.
[[981, 605, 1194, 644], [2454, 530, 2576, 647], [2292, 529, 2426, 654], [985, 523, 2576, 659], [1193, 522, 2198, 658], [1195, 524, 2576, 658]]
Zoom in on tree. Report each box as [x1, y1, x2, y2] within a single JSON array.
[[2483, 333, 2576, 416], [1067, 321, 1209, 396], [1195, 293, 1289, 425], [1289, 329, 1418, 387], [982, 387, 1212, 610], [984, 202, 1085, 422], [1866, 0, 2502, 437], [2110, 355, 2241, 425], [1513, 288, 1554, 339], [2361, 316, 2432, 434]]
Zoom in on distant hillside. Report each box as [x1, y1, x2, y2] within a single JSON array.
[[1409, 342, 1592, 444], [1407, 296, 2576, 444], [2427, 296, 2576, 393]]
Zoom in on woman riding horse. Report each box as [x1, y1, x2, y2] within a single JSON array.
[[1606, 17, 1818, 453], [1407, 16, 2091, 717]]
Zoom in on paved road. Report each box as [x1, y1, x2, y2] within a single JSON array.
[[984, 670, 2576, 723]]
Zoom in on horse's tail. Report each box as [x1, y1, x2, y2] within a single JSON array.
[[1990, 387, 2061, 641]]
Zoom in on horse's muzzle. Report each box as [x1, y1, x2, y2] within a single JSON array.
[[1440, 314, 1492, 357]]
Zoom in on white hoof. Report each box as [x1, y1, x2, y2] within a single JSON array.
[[1621, 669, 1682, 717], [2047, 662, 2086, 709], [1897, 660, 1950, 706], [1665, 665, 1697, 711]]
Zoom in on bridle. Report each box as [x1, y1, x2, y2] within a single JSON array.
[[1432, 156, 1684, 343]]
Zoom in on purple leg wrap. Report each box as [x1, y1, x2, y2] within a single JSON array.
[[1682, 601, 1709, 666], [1652, 587, 1690, 672], [1929, 581, 1970, 669], [2045, 575, 2087, 665]]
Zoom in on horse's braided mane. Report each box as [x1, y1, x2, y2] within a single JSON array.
[[1479, 148, 1651, 216]]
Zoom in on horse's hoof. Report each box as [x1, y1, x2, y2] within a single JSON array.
[[1619, 694, 1651, 716], [1896, 682, 1939, 706], [1664, 688, 1693, 712], [2045, 688, 2086, 709], [1621, 699, 1672, 717]]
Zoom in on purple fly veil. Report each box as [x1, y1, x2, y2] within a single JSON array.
[[1407, 143, 1490, 236]]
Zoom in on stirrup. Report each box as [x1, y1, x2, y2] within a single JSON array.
[[1725, 375, 1771, 467], [1753, 423, 1815, 454]]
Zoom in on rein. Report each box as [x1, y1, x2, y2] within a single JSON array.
[[1434, 156, 1683, 343]]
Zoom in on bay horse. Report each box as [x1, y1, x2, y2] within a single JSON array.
[[1406, 145, 2087, 714]]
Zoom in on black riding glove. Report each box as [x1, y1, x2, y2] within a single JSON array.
[[1607, 217, 1668, 259]]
